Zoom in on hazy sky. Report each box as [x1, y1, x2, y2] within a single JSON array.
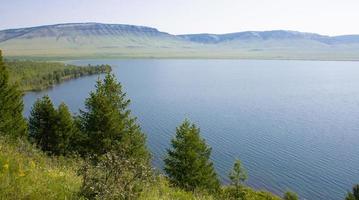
[[1, 0, 358, 35]]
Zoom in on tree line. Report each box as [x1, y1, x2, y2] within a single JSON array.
[[1, 49, 357, 200], [6, 60, 111, 91]]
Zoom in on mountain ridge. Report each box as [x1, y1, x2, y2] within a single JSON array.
[[2, 23, 359, 44], [1, 22, 359, 60]]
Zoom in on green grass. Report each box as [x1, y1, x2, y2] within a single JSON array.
[[6, 60, 111, 91], [0, 137, 82, 200], [140, 175, 215, 200]]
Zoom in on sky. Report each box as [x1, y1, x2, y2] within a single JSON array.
[[1, 0, 359, 36]]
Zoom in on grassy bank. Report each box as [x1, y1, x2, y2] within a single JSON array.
[[0, 137, 281, 200], [0, 137, 82, 199]]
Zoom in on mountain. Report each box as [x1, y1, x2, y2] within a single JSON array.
[[0, 23, 171, 43], [1, 23, 359, 60]]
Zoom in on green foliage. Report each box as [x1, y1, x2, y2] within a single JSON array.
[[0, 50, 27, 138], [283, 191, 299, 200], [55, 103, 78, 155], [78, 73, 149, 163], [0, 137, 82, 200], [29, 96, 76, 155], [229, 159, 247, 187], [6, 60, 111, 91], [79, 149, 152, 200], [164, 119, 220, 193], [227, 159, 247, 199], [345, 184, 359, 200], [29, 95, 58, 153]]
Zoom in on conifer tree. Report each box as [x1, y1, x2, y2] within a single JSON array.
[[228, 159, 247, 199], [29, 95, 58, 153], [55, 102, 77, 155], [78, 73, 149, 163], [164, 120, 220, 193], [0, 50, 27, 137]]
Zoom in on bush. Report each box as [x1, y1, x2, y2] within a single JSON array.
[[79, 149, 152, 200]]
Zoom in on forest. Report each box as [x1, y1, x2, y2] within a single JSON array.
[[6, 60, 111, 91], [1, 49, 358, 200]]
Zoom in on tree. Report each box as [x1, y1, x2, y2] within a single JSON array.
[[0, 50, 27, 138], [29, 95, 57, 153], [228, 159, 247, 199], [78, 73, 149, 163], [164, 119, 220, 193], [345, 184, 359, 200], [54, 102, 77, 155], [283, 191, 299, 200]]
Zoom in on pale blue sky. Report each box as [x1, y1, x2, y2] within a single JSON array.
[[1, 0, 358, 35]]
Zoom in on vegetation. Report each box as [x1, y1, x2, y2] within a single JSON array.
[[345, 184, 359, 200], [0, 50, 27, 138], [0, 137, 82, 200], [29, 96, 77, 155], [227, 159, 248, 199], [77, 73, 149, 162], [164, 120, 220, 194], [79, 150, 152, 200], [6, 60, 111, 91], [283, 191, 299, 200]]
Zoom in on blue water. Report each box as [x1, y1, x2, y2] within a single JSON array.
[[23, 59, 359, 200]]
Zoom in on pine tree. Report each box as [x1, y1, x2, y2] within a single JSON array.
[[29, 95, 58, 153], [0, 50, 27, 138], [164, 120, 220, 193], [228, 159, 247, 199], [55, 102, 77, 155], [78, 73, 149, 162]]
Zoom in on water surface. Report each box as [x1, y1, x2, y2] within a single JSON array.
[[24, 59, 359, 200]]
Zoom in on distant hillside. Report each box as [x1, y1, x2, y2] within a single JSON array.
[[1, 23, 359, 60], [178, 30, 359, 44]]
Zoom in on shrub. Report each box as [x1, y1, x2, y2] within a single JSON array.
[[79, 149, 152, 200]]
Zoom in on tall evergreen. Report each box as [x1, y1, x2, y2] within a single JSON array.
[[54, 103, 77, 155], [78, 73, 149, 162], [0, 50, 27, 137], [29, 95, 58, 153], [164, 120, 220, 193]]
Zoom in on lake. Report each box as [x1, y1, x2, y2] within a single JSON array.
[[23, 59, 359, 200]]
